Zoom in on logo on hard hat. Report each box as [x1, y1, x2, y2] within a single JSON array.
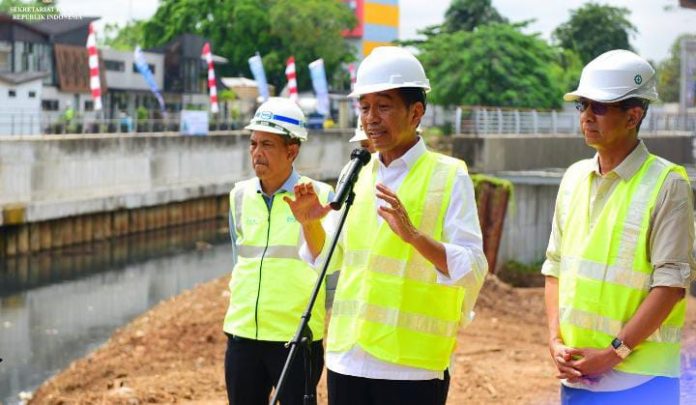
[[257, 111, 273, 120], [634, 74, 642, 85]]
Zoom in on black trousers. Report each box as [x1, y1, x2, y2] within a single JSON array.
[[225, 334, 324, 405], [327, 368, 450, 405], [561, 376, 679, 405]]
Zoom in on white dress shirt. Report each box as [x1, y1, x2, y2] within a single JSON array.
[[301, 138, 487, 380]]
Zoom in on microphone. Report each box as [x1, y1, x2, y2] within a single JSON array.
[[330, 148, 372, 210]]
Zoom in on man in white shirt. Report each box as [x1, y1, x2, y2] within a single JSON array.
[[284, 46, 488, 405]]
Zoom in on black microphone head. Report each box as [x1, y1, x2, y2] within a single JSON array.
[[351, 148, 372, 164]]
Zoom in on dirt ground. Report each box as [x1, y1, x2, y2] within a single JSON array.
[[28, 275, 696, 405]]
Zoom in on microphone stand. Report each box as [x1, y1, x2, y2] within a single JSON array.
[[270, 189, 357, 405]]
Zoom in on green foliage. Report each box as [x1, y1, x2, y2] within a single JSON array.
[[657, 33, 696, 103], [552, 3, 636, 65], [136, 106, 148, 120], [417, 23, 564, 109], [442, 0, 507, 33], [101, 21, 146, 51], [139, 0, 356, 92]]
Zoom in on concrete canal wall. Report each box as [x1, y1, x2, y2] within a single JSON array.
[[0, 130, 353, 257]]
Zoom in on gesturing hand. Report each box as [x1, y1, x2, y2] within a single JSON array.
[[284, 182, 331, 225], [375, 183, 419, 243]]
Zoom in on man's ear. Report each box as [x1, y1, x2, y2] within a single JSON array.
[[287, 143, 300, 162], [626, 107, 644, 130], [409, 102, 425, 128]]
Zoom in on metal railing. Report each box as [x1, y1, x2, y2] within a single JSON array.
[[0, 112, 247, 136], [455, 107, 696, 136]]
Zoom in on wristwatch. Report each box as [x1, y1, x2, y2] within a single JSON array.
[[611, 337, 631, 359]]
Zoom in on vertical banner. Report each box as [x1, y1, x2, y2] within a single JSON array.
[[285, 56, 298, 102], [134, 46, 165, 112], [201, 42, 219, 114], [308, 58, 330, 116], [86, 22, 102, 111], [248, 52, 270, 102]]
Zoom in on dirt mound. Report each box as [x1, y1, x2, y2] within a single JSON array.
[[29, 275, 696, 405]]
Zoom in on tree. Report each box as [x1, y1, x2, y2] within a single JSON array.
[[416, 23, 566, 109], [441, 0, 507, 33], [657, 34, 696, 103], [139, 0, 356, 92], [552, 3, 636, 65], [101, 20, 146, 51]]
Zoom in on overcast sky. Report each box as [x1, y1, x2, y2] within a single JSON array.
[[56, 0, 696, 62]]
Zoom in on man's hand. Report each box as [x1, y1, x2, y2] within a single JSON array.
[[375, 183, 419, 243], [284, 183, 331, 225], [549, 338, 583, 382], [567, 346, 622, 379]]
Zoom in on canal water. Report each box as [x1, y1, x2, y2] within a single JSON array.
[[0, 220, 233, 405]]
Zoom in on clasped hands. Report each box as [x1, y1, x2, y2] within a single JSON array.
[[549, 338, 623, 385]]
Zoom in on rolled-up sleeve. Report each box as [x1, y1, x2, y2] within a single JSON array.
[[649, 174, 695, 288]]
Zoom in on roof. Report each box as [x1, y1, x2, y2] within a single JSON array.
[[29, 17, 99, 36], [0, 13, 50, 37], [0, 71, 50, 85]]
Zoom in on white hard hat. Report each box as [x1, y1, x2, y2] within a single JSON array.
[[349, 120, 367, 142], [349, 46, 430, 98], [245, 97, 308, 141], [564, 49, 659, 103]]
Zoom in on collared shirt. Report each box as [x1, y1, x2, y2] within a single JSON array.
[[228, 169, 301, 246], [301, 137, 488, 380], [542, 141, 695, 391]]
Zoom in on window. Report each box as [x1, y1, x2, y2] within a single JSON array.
[[42, 99, 59, 111], [84, 100, 94, 111], [8, 90, 16, 97], [132, 62, 156, 74], [0, 41, 11, 73], [104, 59, 125, 72], [28, 91, 36, 98]]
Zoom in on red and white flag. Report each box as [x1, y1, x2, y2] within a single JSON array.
[[285, 56, 298, 102], [201, 42, 219, 114], [86, 23, 102, 111]]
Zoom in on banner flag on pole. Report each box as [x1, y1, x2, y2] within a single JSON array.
[[248, 52, 270, 102], [308, 58, 330, 116], [86, 23, 102, 111], [134, 46, 165, 112], [201, 42, 219, 114]]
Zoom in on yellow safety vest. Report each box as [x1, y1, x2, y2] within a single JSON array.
[[558, 154, 688, 377], [223, 176, 332, 341], [328, 151, 468, 370]]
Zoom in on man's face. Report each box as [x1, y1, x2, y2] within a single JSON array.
[[249, 131, 297, 181], [359, 89, 422, 155], [577, 98, 643, 151]]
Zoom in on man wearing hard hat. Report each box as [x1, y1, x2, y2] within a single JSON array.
[[542, 50, 694, 404], [286, 46, 487, 404], [222, 97, 333, 405]]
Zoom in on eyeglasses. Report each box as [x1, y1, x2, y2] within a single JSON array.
[[575, 98, 647, 116], [575, 99, 616, 115]]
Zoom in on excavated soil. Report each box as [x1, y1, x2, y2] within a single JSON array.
[[29, 275, 696, 404]]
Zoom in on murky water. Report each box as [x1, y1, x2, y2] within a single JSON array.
[[0, 220, 233, 405]]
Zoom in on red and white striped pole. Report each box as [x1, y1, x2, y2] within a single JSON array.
[[202, 42, 219, 114], [86, 23, 102, 111], [285, 56, 298, 102]]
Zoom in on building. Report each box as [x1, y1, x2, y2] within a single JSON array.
[[343, 0, 399, 58], [0, 71, 48, 135]]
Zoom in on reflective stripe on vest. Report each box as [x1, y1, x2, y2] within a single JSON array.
[[328, 151, 467, 371], [223, 176, 331, 341], [558, 154, 687, 377]]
